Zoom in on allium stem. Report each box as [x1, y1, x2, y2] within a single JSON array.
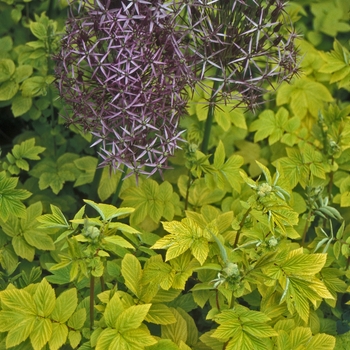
[[201, 73, 221, 154]]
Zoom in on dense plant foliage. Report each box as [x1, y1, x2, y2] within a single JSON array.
[[0, 0, 349, 349]]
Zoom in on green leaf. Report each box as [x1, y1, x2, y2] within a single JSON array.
[[74, 156, 98, 187], [0, 59, 15, 83], [33, 278, 56, 317], [97, 167, 120, 201], [50, 288, 78, 323], [68, 308, 86, 330], [48, 323, 68, 350], [146, 339, 180, 350], [104, 293, 125, 328], [68, 330, 82, 349], [161, 308, 188, 345], [0, 36, 13, 54], [145, 304, 177, 325], [103, 235, 135, 249], [13, 65, 33, 83], [84, 199, 134, 221], [115, 304, 151, 332], [191, 238, 209, 265], [12, 235, 35, 261], [120, 329, 157, 348], [21, 76, 47, 97], [12, 138, 45, 161], [282, 253, 326, 275], [276, 78, 333, 118], [214, 141, 226, 168], [108, 221, 140, 234], [24, 229, 55, 250], [121, 253, 142, 298], [250, 108, 289, 145], [0, 80, 19, 101], [5, 316, 36, 348], [95, 328, 119, 350], [0, 288, 37, 314], [0, 310, 30, 332], [30, 318, 52, 350], [37, 204, 70, 229]]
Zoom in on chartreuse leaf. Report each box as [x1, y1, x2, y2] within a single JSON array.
[[5, 317, 36, 348], [141, 255, 175, 291], [73, 156, 98, 187], [11, 138, 45, 164], [161, 308, 188, 346], [121, 253, 142, 298], [207, 140, 244, 192], [0, 286, 38, 348], [319, 40, 350, 89], [69, 330, 82, 348], [48, 323, 68, 350], [29, 154, 80, 194], [0, 59, 15, 83], [152, 218, 210, 265], [67, 308, 86, 330], [33, 278, 55, 317], [0, 171, 31, 221], [11, 95, 32, 117], [274, 144, 330, 189], [121, 179, 179, 225], [145, 304, 177, 325], [276, 326, 335, 350], [146, 339, 180, 350], [250, 107, 290, 145], [95, 294, 156, 349], [211, 305, 277, 349], [2, 202, 56, 256], [84, 199, 134, 222], [37, 204, 70, 229], [97, 166, 121, 201], [0, 80, 18, 101], [30, 317, 52, 350], [276, 78, 333, 118], [115, 304, 151, 332], [50, 288, 78, 323], [104, 293, 125, 328], [0, 287, 37, 314]]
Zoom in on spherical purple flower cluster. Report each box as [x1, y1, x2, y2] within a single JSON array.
[[56, 0, 299, 176], [177, 0, 299, 109], [56, 0, 195, 176]]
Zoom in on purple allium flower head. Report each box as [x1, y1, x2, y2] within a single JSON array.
[[55, 0, 195, 177], [176, 0, 300, 110]]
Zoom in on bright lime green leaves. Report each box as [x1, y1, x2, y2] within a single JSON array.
[[92, 293, 156, 350], [250, 108, 300, 146], [0, 171, 31, 222], [121, 179, 181, 226], [210, 305, 277, 350], [0, 280, 82, 350], [319, 40, 350, 90], [1, 202, 54, 262], [277, 78, 333, 118], [2, 138, 45, 175]]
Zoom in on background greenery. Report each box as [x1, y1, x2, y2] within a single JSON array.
[[0, 0, 349, 349]]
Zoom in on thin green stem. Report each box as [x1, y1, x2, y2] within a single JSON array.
[[111, 164, 128, 206], [200, 73, 222, 155], [233, 206, 252, 248], [301, 210, 313, 247]]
